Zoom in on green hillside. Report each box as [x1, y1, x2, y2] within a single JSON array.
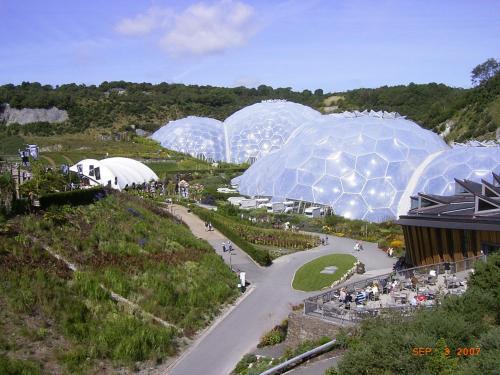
[[0, 82, 325, 136], [0, 193, 237, 374], [1, 63, 499, 144], [334, 74, 499, 141]]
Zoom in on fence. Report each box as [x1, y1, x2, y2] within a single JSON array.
[[304, 254, 486, 323]]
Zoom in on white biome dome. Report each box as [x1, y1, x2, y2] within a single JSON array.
[[151, 116, 226, 162], [411, 144, 500, 196], [235, 111, 449, 222], [224, 100, 321, 164]]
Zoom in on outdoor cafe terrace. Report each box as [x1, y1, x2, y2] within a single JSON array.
[[304, 255, 486, 325]]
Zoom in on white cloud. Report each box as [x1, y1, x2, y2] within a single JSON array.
[[161, 1, 256, 56], [115, 6, 172, 36], [115, 1, 257, 57]]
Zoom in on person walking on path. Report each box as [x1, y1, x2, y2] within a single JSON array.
[[228, 241, 233, 252], [325, 235, 329, 245], [205, 221, 209, 231], [354, 241, 360, 252], [359, 242, 364, 251], [222, 242, 226, 253]]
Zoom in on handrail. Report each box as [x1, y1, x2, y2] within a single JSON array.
[[259, 339, 337, 375], [305, 254, 486, 304]]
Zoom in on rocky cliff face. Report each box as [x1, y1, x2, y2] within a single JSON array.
[[0, 104, 68, 125]]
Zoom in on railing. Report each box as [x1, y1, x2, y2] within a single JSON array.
[[259, 339, 337, 375], [304, 254, 486, 321]]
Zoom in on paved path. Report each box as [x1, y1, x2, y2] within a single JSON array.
[[166, 205, 395, 375]]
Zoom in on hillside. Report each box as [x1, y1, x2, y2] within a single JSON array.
[[0, 82, 325, 136], [0, 193, 237, 374], [1, 75, 499, 144], [332, 74, 500, 141]]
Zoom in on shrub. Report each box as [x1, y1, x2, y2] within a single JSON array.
[[39, 187, 106, 208], [258, 320, 288, 347]]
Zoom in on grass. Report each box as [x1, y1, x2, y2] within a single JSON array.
[[292, 254, 357, 291], [1, 192, 238, 373]]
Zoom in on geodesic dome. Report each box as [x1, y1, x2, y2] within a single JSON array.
[[411, 145, 500, 196], [235, 111, 449, 222], [224, 100, 321, 164], [151, 116, 226, 162]]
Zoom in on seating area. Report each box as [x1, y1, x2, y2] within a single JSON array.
[[304, 256, 483, 324]]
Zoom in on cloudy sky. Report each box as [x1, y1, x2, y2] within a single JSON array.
[[1, 0, 499, 91]]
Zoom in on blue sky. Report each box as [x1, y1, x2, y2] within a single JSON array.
[[1, 0, 499, 92]]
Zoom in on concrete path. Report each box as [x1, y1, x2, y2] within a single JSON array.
[[166, 205, 395, 375]]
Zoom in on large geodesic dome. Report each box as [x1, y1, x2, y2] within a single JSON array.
[[411, 145, 500, 196], [151, 116, 226, 161], [235, 111, 449, 222], [224, 100, 321, 164]]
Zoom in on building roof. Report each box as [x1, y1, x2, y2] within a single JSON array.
[[69, 157, 158, 190], [397, 173, 500, 231]]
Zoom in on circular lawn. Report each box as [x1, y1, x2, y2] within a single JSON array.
[[292, 253, 357, 292]]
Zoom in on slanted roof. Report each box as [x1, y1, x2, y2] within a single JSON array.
[[397, 172, 500, 231]]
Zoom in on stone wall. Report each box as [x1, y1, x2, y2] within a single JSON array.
[[285, 311, 342, 348]]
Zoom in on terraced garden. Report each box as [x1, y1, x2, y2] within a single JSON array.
[[0, 193, 238, 374]]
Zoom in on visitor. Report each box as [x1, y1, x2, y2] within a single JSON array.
[[325, 235, 329, 245], [410, 296, 418, 307], [354, 242, 360, 252], [222, 242, 226, 252], [321, 238, 325, 246], [339, 288, 347, 303], [355, 290, 366, 305], [388, 247, 394, 257], [228, 241, 233, 252], [359, 242, 364, 251], [205, 221, 209, 231], [372, 283, 379, 299], [208, 222, 213, 231], [365, 285, 373, 301]]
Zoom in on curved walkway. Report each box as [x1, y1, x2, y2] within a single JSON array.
[[166, 205, 395, 375]]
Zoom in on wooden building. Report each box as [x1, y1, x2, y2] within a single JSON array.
[[397, 173, 500, 267]]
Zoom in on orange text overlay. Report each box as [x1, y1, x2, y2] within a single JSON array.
[[412, 347, 481, 356]]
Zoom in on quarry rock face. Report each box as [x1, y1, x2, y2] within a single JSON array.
[[0, 103, 68, 125]]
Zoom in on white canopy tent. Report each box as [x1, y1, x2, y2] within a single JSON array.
[[69, 157, 158, 190]]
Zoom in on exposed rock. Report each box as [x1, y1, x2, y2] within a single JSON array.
[[439, 119, 455, 138], [40, 144, 63, 152], [496, 127, 500, 141], [135, 128, 151, 137], [0, 104, 68, 125]]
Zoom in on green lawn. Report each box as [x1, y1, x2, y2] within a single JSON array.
[[292, 254, 357, 291]]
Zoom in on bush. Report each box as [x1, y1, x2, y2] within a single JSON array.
[[39, 187, 106, 208], [258, 320, 288, 347]]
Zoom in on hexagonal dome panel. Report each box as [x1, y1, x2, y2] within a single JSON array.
[[224, 100, 321, 163], [151, 116, 226, 162], [413, 145, 500, 196], [234, 111, 449, 222]]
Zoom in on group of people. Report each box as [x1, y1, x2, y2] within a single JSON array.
[[222, 241, 233, 253], [338, 282, 381, 309], [204, 221, 214, 231]]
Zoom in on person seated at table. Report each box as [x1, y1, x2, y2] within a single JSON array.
[[355, 290, 366, 305], [371, 284, 379, 300], [339, 288, 347, 303], [365, 286, 373, 300], [417, 294, 427, 303], [410, 296, 418, 307]]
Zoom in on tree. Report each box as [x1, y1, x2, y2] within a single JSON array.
[[471, 58, 500, 86]]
